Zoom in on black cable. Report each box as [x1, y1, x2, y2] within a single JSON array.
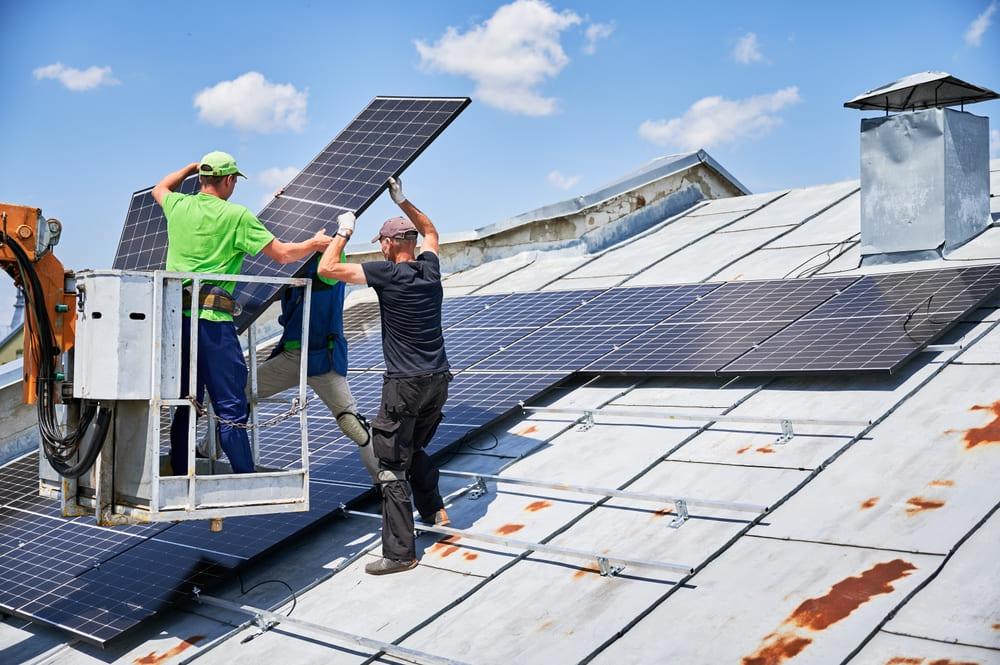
[[1, 230, 102, 476], [236, 573, 297, 616]]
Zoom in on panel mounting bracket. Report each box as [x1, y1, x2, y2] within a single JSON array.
[[597, 556, 624, 577], [669, 499, 689, 529], [775, 419, 794, 445], [467, 476, 489, 500], [579, 410, 596, 431]]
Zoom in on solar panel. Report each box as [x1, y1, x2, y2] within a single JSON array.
[[450, 290, 603, 329], [444, 372, 570, 426], [587, 277, 857, 374], [110, 96, 470, 331], [723, 265, 1000, 374], [440, 294, 509, 329], [472, 284, 717, 371], [232, 97, 470, 329], [112, 175, 199, 271]]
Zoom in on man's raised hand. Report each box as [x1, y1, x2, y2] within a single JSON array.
[[387, 177, 406, 205]]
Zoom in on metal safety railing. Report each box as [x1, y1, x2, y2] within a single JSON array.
[[146, 270, 313, 520]]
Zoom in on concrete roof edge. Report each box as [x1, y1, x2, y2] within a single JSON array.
[[361, 150, 749, 252]]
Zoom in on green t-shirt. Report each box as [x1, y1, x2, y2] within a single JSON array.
[[162, 192, 275, 322]]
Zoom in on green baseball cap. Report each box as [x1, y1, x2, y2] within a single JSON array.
[[198, 151, 246, 178]]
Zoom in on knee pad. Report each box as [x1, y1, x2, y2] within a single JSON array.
[[337, 411, 371, 447], [377, 468, 407, 484]]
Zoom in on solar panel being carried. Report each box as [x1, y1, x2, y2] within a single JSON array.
[[112, 96, 471, 330]]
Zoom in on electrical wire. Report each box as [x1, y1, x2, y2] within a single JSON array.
[[1, 229, 104, 477], [236, 573, 297, 616]]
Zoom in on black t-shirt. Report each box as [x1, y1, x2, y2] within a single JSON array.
[[362, 251, 449, 377]]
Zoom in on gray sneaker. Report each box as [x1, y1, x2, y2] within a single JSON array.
[[365, 557, 418, 576]]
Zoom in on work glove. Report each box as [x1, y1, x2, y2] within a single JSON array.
[[336, 211, 356, 238], [387, 176, 406, 205]]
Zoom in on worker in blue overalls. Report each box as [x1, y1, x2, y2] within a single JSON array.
[[251, 254, 378, 482]]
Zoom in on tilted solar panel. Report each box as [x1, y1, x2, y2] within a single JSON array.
[[110, 96, 470, 330], [113, 175, 199, 271]]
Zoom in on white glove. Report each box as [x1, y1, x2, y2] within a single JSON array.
[[387, 176, 406, 205], [336, 212, 356, 237]]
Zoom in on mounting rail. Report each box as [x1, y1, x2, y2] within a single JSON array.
[[439, 469, 767, 529], [193, 590, 470, 665], [346, 509, 696, 577], [519, 404, 871, 445]]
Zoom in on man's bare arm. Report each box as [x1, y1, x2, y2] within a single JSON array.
[[388, 177, 439, 255], [261, 230, 333, 265], [317, 213, 367, 285], [152, 162, 199, 206]]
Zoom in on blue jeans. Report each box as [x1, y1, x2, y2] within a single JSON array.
[[170, 317, 255, 474]]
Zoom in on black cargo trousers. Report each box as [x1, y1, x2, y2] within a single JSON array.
[[371, 371, 451, 561]]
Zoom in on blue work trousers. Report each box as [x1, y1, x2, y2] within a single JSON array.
[[169, 317, 255, 474]]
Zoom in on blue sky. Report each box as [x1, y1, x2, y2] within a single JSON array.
[[1, 1, 998, 330]]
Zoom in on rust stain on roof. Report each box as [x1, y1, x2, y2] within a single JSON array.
[[741, 633, 812, 665], [885, 658, 923, 665], [956, 401, 1000, 449], [928, 479, 954, 487], [789, 559, 916, 630], [743, 559, 916, 664], [860, 497, 879, 510], [926, 660, 981, 665], [133, 635, 204, 665], [524, 500, 552, 512], [572, 563, 602, 580], [495, 523, 524, 536], [516, 424, 539, 436], [756, 446, 776, 454], [652, 507, 672, 519], [905, 497, 945, 516], [429, 535, 461, 558], [993, 622, 1000, 630], [737, 444, 752, 454], [462, 552, 478, 561]]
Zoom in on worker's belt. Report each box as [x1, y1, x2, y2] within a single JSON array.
[[182, 285, 240, 316]]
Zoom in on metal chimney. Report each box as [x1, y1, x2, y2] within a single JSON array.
[[845, 72, 998, 264]]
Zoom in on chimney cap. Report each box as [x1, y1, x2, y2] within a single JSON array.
[[844, 71, 998, 111]]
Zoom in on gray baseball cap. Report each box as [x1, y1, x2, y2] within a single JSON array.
[[372, 216, 418, 243]]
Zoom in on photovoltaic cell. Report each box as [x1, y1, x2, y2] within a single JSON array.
[[452, 290, 603, 329], [232, 97, 470, 329], [553, 284, 717, 327], [112, 176, 199, 271], [587, 277, 857, 373], [440, 294, 509, 329], [280, 98, 471, 210], [723, 265, 1000, 374]]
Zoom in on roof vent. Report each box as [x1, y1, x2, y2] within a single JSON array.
[[845, 72, 998, 264]]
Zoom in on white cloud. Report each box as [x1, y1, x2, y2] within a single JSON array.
[[991, 128, 1000, 159], [257, 166, 299, 206], [965, 1, 997, 46], [547, 170, 581, 190], [33, 62, 119, 91], [415, 0, 582, 116], [732, 32, 764, 64], [639, 86, 801, 151], [583, 21, 614, 54], [194, 72, 307, 133]]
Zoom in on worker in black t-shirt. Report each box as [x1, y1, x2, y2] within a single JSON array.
[[318, 177, 451, 575]]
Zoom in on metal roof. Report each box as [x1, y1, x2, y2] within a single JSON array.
[[2, 161, 999, 665], [843, 71, 999, 111]]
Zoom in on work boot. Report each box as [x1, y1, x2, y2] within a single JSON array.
[[420, 508, 450, 527], [365, 557, 418, 576]]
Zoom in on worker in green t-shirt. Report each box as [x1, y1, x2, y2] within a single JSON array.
[[152, 151, 332, 475]]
